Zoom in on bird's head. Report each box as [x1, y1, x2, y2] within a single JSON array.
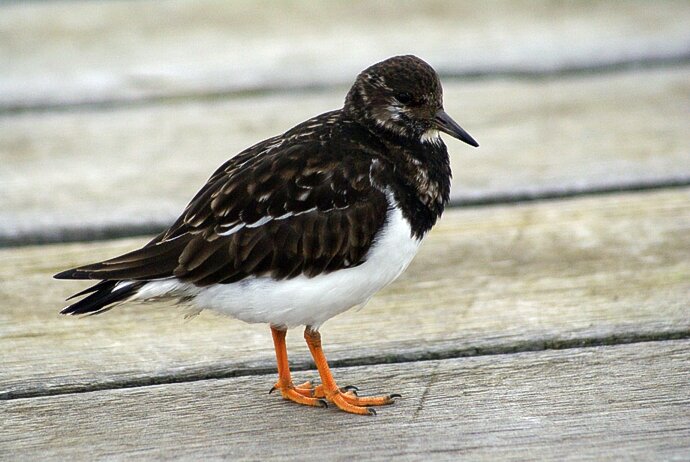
[[345, 55, 478, 147]]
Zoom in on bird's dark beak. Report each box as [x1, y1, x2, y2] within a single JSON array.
[[434, 109, 479, 147]]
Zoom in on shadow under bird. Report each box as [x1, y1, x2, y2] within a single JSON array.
[[56, 55, 479, 415]]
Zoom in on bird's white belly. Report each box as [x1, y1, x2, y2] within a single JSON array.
[[139, 206, 421, 328]]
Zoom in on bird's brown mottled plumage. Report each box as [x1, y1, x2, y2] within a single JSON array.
[[56, 114, 391, 287], [56, 55, 478, 318]]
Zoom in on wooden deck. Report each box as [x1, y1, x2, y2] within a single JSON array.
[[1, 1, 689, 460]]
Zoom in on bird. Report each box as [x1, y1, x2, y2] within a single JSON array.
[[55, 55, 478, 415]]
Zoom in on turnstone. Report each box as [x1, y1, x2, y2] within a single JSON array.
[[56, 55, 478, 415]]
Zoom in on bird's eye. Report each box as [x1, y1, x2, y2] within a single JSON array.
[[395, 92, 412, 105]]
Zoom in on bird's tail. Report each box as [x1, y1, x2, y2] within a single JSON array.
[[58, 279, 145, 316]]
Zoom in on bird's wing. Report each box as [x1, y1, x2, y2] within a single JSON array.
[[54, 137, 391, 285]]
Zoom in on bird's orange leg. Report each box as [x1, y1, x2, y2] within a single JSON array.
[[269, 326, 327, 408], [303, 327, 400, 415]]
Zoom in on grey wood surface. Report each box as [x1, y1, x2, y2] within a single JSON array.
[[2, 2, 689, 458], [2, 189, 688, 399], [2, 340, 688, 460], [2, 0, 689, 110], [2, 68, 689, 244]]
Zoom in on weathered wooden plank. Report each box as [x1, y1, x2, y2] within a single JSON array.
[[1, 189, 688, 399], [2, 68, 688, 244], [2, 0, 689, 110], [1, 341, 688, 460]]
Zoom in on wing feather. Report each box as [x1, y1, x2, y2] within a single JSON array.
[[55, 114, 391, 286]]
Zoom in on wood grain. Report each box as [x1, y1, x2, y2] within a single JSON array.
[[2, 341, 688, 460], [1, 189, 688, 399], [2, 68, 689, 243], [2, 0, 689, 109]]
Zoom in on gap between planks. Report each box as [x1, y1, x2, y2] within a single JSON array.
[[3, 333, 688, 402], [4, 0, 689, 112], [4, 67, 688, 244], [3, 181, 689, 249], [3, 57, 689, 116]]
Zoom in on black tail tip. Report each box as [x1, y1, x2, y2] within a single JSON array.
[[54, 269, 76, 279], [57, 280, 141, 316], [54, 269, 93, 280]]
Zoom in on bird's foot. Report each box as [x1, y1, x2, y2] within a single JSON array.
[[269, 381, 328, 409], [275, 380, 400, 415], [291, 381, 359, 397]]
